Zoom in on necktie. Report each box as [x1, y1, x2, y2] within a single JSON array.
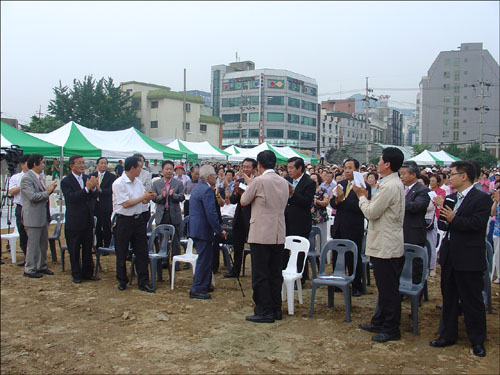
[[293, 179, 298, 189], [98, 173, 103, 186], [164, 180, 170, 209], [345, 181, 352, 197], [39, 176, 46, 188], [454, 192, 464, 212], [404, 186, 409, 196], [78, 176, 84, 189]]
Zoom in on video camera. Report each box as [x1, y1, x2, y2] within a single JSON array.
[[0, 145, 24, 175]]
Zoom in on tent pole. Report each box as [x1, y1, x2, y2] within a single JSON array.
[[59, 147, 64, 213]]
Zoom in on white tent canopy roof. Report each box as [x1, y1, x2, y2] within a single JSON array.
[[223, 145, 244, 155], [407, 149, 459, 166], [273, 146, 311, 164], [167, 139, 227, 160], [227, 142, 288, 163]]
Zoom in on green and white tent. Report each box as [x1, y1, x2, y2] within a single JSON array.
[[29, 122, 187, 160], [227, 142, 289, 164], [273, 146, 320, 165], [167, 139, 229, 161], [223, 145, 244, 155], [407, 149, 461, 166], [1, 121, 61, 156]]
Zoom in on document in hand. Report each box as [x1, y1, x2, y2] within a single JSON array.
[[428, 191, 437, 200], [353, 171, 366, 188], [239, 183, 248, 191]]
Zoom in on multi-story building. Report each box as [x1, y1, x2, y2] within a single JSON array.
[[419, 42, 499, 151], [385, 109, 403, 146], [321, 98, 356, 114], [120, 81, 224, 146], [211, 61, 318, 150], [186, 90, 211, 108]]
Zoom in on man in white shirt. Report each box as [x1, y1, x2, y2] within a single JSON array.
[[320, 171, 337, 197], [112, 155, 157, 292], [8, 154, 30, 266], [151, 160, 162, 178]]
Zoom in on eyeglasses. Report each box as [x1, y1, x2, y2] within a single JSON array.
[[449, 172, 464, 177]]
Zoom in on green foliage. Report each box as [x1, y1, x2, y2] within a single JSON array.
[[370, 156, 380, 165], [443, 143, 464, 159], [21, 115, 64, 133], [462, 143, 498, 168], [326, 146, 351, 165], [412, 144, 431, 156], [47, 75, 141, 131]]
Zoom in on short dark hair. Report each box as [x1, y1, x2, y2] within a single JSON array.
[[20, 154, 30, 164], [243, 157, 257, 169], [311, 172, 323, 185], [162, 160, 174, 169], [468, 160, 481, 179], [343, 158, 360, 169], [419, 175, 430, 186], [326, 171, 334, 176], [335, 172, 343, 179], [225, 169, 235, 177], [258, 150, 276, 170], [367, 171, 379, 181], [401, 160, 419, 177], [430, 173, 441, 184], [381, 147, 404, 172], [133, 153, 145, 162], [287, 156, 305, 173], [96, 157, 108, 164], [125, 156, 140, 171], [69, 154, 84, 166], [450, 161, 475, 183], [27, 154, 43, 169]]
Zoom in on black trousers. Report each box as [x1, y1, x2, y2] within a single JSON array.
[[65, 227, 94, 279], [251, 243, 284, 316], [231, 237, 245, 276], [115, 215, 149, 287], [191, 238, 213, 294], [94, 208, 112, 248], [332, 231, 363, 293], [440, 259, 486, 345], [15, 204, 28, 255], [370, 256, 405, 335]]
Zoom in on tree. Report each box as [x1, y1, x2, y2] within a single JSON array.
[[47, 75, 141, 131], [462, 143, 498, 168], [412, 144, 431, 156], [21, 115, 64, 133], [443, 143, 464, 160], [326, 146, 352, 165]]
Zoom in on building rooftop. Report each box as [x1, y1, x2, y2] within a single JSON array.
[[223, 68, 317, 85]]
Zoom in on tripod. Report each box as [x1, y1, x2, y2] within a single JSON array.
[[1, 172, 16, 262]]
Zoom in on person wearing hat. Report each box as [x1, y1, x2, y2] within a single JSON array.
[[174, 164, 190, 187]]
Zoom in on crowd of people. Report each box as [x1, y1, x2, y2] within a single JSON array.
[[5, 148, 500, 358]]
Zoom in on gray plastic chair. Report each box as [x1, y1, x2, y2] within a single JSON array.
[[130, 224, 174, 291], [399, 243, 428, 335], [309, 239, 358, 322], [48, 213, 64, 264], [307, 226, 322, 280]]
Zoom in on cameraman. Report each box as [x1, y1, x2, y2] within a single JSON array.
[[8, 154, 30, 266]]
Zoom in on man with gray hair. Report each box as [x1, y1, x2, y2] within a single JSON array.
[[188, 164, 226, 299]]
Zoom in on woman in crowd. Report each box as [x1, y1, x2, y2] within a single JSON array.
[[366, 171, 379, 196], [419, 175, 438, 277], [490, 180, 500, 284]]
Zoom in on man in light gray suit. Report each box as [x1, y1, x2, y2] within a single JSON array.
[[152, 160, 185, 257], [20, 154, 57, 278]]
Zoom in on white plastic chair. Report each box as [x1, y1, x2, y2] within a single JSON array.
[[281, 236, 310, 315], [3, 226, 19, 263], [171, 238, 197, 289]]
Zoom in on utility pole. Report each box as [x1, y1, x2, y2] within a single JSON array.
[[39, 105, 42, 120], [183, 68, 187, 141], [364, 77, 371, 164]]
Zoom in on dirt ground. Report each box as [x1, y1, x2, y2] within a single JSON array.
[[1, 227, 499, 374]]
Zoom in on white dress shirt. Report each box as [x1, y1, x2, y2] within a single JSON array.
[[9, 171, 25, 205], [112, 173, 145, 216]]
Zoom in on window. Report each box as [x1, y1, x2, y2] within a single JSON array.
[[464, 71, 468, 75], [464, 58, 468, 63], [454, 96, 460, 105], [185, 103, 191, 112], [223, 129, 246, 138], [132, 99, 141, 110], [453, 58, 460, 66], [443, 107, 450, 115], [287, 78, 301, 92], [288, 97, 300, 108], [287, 130, 299, 139], [443, 96, 450, 103], [248, 129, 259, 137], [329, 123, 332, 131], [249, 96, 259, 105], [463, 119, 467, 124], [300, 132, 316, 141], [267, 96, 284, 105], [454, 70, 460, 81], [322, 123, 325, 132], [185, 122, 190, 130], [453, 108, 460, 117], [444, 58, 450, 66], [267, 112, 284, 122], [443, 83, 450, 90], [301, 116, 316, 126], [301, 100, 316, 111], [443, 71, 451, 78], [150, 121, 158, 128], [463, 107, 467, 112], [453, 120, 459, 129], [347, 130, 350, 137], [442, 130, 450, 137], [151, 101, 159, 109], [221, 114, 241, 123], [443, 119, 450, 127], [222, 97, 241, 107], [453, 131, 459, 141], [454, 84, 460, 93], [249, 112, 259, 122], [267, 129, 284, 138], [200, 124, 207, 132], [463, 95, 468, 99]]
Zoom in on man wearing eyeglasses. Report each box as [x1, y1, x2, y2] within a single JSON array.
[[431, 161, 491, 357]]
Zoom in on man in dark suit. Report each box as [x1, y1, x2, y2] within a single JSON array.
[[188, 165, 226, 299], [224, 157, 256, 278], [60, 154, 100, 283], [92, 157, 116, 249], [331, 158, 371, 296], [400, 160, 430, 286], [430, 161, 491, 357], [284, 157, 315, 280]]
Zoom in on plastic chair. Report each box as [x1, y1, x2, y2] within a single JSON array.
[[306, 227, 322, 280], [48, 213, 64, 263], [130, 224, 174, 291], [281, 236, 310, 315], [220, 217, 234, 272], [146, 215, 155, 239], [179, 215, 189, 253], [171, 238, 197, 289], [309, 239, 358, 322], [399, 243, 429, 335], [3, 225, 19, 264]]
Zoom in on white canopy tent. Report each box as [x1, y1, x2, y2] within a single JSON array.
[[223, 145, 244, 155], [167, 139, 228, 160], [407, 149, 460, 166], [227, 142, 288, 164]]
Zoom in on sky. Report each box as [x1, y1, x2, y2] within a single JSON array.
[[1, 1, 499, 125]]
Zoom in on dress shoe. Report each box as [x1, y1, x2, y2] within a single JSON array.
[[38, 269, 54, 275], [359, 323, 383, 333], [73, 278, 82, 284], [117, 283, 127, 291], [273, 311, 283, 321], [24, 272, 43, 279], [208, 286, 215, 293], [352, 289, 362, 297], [472, 343, 486, 357], [246, 314, 275, 323], [430, 270, 436, 277], [223, 272, 238, 278], [189, 291, 211, 299], [17, 261, 25, 267], [86, 275, 100, 281], [429, 338, 456, 348], [138, 284, 155, 293], [372, 332, 401, 343]]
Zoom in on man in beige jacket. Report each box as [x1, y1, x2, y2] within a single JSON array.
[[353, 147, 405, 343], [241, 150, 290, 323]]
